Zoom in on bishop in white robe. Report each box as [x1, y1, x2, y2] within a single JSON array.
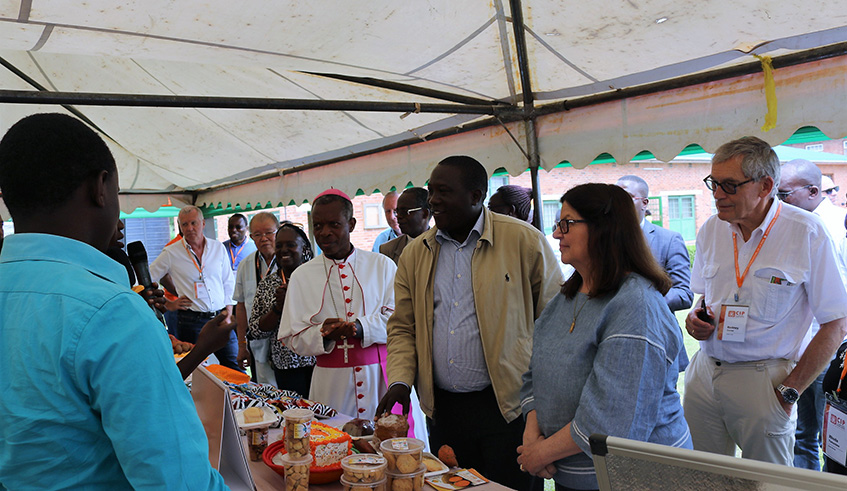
[[279, 248, 427, 443]]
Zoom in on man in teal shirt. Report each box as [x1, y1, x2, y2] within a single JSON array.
[[0, 113, 229, 490]]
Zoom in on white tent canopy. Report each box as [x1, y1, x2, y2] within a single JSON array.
[[0, 1, 846, 216]]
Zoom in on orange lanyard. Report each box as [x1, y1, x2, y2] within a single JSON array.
[[228, 241, 246, 267], [183, 240, 204, 280], [732, 202, 781, 293], [254, 254, 277, 287]]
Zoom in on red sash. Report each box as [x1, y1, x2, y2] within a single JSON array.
[[316, 337, 386, 368], [314, 338, 420, 440]]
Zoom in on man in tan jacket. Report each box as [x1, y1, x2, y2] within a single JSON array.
[[377, 156, 562, 489]]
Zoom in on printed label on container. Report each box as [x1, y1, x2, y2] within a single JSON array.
[[249, 429, 268, 445], [352, 455, 384, 465], [391, 439, 410, 451], [291, 422, 310, 439]]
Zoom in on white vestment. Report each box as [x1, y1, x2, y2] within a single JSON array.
[[279, 249, 427, 445]]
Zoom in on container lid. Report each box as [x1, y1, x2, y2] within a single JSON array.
[[341, 453, 387, 470], [385, 463, 427, 478], [276, 452, 313, 466], [340, 476, 387, 486], [379, 437, 425, 453], [281, 408, 315, 421]]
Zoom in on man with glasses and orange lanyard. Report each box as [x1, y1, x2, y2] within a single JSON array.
[[150, 205, 240, 371], [684, 136, 847, 466], [234, 212, 281, 384]]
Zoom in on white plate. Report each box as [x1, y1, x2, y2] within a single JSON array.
[[422, 452, 449, 477], [235, 406, 278, 430]]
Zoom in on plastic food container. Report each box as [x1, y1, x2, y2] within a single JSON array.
[[278, 453, 312, 491], [340, 476, 386, 491], [236, 406, 278, 462], [385, 463, 426, 491], [379, 437, 425, 473], [282, 408, 314, 458], [341, 453, 387, 483], [246, 426, 269, 462]]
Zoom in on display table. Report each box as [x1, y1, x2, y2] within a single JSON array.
[[243, 414, 513, 490]]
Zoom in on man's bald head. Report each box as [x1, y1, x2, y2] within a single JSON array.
[[782, 159, 822, 188], [616, 175, 650, 223], [777, 159, 823, 212]]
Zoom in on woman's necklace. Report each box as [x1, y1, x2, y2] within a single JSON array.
[[570, 295, 589, 333]]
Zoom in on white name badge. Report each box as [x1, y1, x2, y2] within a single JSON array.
[[717, 304, 749, 342], [824, 399, 847, 466], [194, 281, 211, 302]]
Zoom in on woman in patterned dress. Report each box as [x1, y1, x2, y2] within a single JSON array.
[[248, 222, 316, 396]]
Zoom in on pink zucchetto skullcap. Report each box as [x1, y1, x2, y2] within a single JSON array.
[[314, 188, 352, 202]]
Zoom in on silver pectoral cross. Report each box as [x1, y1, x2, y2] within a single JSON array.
[[337, 339, 354, 364]]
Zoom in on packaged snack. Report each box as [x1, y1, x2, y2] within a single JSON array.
[[340, 476, 386, 491], [379, 438, 425, 473], [342, 453, 387, 483], [278, 453, 312, 491], [385, 463, 425, 491], [282, 408, 314, 458]]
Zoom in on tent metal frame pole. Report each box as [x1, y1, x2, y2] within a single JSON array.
[[0, 88, 508, 115], [509, 0, 544, 232]]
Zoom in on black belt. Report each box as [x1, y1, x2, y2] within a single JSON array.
[[178, 309, 218, 320]]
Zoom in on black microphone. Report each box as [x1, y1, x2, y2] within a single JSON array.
[[127, 241, 167, 325]]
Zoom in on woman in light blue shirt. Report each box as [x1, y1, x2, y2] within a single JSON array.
[[517, 183, 692, 490]]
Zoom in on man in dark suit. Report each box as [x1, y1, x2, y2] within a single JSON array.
[[379, 187, 431, 265], [617, 175, 693, 368]]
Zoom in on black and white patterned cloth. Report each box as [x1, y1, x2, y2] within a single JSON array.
[[225, 381, 337, 422], [248, 272, 316, 371]]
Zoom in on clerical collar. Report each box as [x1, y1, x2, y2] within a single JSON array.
[[326, 246, 356, 263]]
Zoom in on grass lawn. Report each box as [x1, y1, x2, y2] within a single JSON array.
[[676, 310, 700, 397]]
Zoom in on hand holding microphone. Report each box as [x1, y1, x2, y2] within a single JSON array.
[[127, 241, 167, 324]]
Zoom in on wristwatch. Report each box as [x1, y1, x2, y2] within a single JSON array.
[[777, 384, 800, 404]]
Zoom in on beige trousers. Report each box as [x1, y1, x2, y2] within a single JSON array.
[[683, 350, 796, 466]]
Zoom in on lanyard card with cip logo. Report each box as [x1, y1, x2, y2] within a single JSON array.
[[717, 304, 749, 342], [824, 395, 847, 466]]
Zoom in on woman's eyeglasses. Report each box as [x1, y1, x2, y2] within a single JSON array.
[[554, 219, 588, 234]]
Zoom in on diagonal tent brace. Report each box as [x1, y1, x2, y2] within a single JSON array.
[[300, 71, 513, 107]]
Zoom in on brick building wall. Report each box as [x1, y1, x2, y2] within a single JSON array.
[[207, 152, 847, 251], [211, 192, 396, 252]]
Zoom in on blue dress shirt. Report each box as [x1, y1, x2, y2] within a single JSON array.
[[371, 228, 399, 252], [0, 234, 226, 490], [224, 238, 256, 272]]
